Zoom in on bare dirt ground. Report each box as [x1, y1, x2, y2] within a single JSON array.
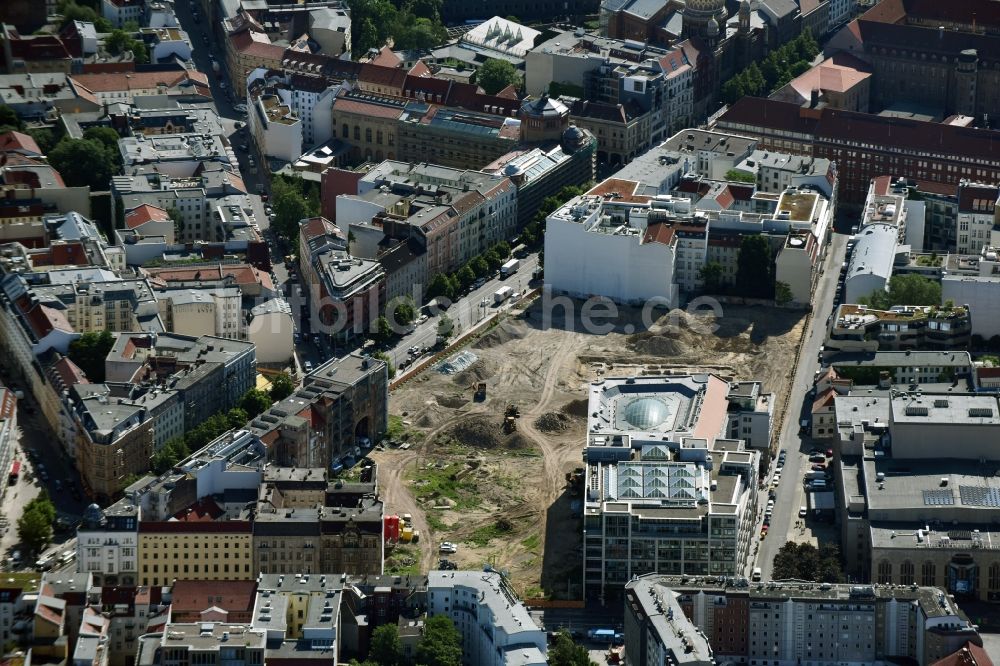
[[370, 298, 805, 598]]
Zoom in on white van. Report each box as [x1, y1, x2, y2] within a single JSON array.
[[752, 567, 762, 581]]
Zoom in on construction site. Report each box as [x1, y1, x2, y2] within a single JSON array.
[[370, 297, 806, 599]]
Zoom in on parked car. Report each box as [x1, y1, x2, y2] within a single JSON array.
[[234, 103, 248, 113], [439, 542, 458, 554], [799, 506, 808, 518]]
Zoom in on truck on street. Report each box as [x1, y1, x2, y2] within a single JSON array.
[[494, 285, 513, 304], [500, 258, 520, 278]]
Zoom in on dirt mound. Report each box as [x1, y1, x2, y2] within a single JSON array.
[[437, 394, 469, 409], [446, 415, 533, 450], [535, 412, 572, 433], [561, 399, 589, 418], [451, 361, 495, 386], [474, 323, 525, 349], [628, 333, 687, 356]]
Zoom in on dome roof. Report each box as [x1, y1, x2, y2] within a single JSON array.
[[83, 503, 105, 527], [561, 125, 588, 151], [622, 397, 671, 430], [522, 94, 569, 118], [503, 163, 524, 177]]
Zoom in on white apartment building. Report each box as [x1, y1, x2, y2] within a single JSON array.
[[427, 571, 547, 666], [844, 223, 898, 303], [544, 194, 682, 307], [247, 298, 295, 365], [76, 502, 139, 587], [955, 183, 998, 256], [248, 93, 303, 164], [154, 287, 245, 340]]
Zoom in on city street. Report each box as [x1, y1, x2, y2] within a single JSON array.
[[755, 231, 847, 579], [0, 390, 87, 568], [385, 252, 540, 371]]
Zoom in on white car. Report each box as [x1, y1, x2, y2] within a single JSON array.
[[439, 542, 458, 554], [234, 103, 247, 113], [799, 506, 808, 518]]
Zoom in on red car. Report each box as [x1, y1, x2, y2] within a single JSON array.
[[826, 449, 833, 457]]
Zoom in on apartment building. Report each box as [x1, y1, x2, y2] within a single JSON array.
[[397, 104, 522, 171], [112, 167, 254, 246], [72, 388, 155, 502], [154, 287, 245, 340], [716, 98, 1000, 207], [246, 69, 340, 152], [248, 353, 389, 468], [69, 70, 211, 105], [0, 573, 41, 649], [139, 519, 254, 587], [136, 621, 266, 666], [625, 577, 984, 666], [101, 0, 143, 27], [942, 247, 1000, 339], [223, 13, 287, 97], [581, 374, 763, 602], [427, 571, 547, 666], [76, 502, 139, 587], [247, 93, 302, 165], [104, 332, 256, 430], [825, 304, 972, 353], [253, 466, 383, 576], [303, 246, 384, 342]]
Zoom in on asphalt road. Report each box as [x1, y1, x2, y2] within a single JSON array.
[[756, 231, 847, 580], [386, 253, 540, 371]]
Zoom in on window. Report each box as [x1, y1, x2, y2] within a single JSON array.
[[365, 128, 372, 143], [877, 560, 892, 584], [989, 562, 1000, 591], [900, 561, 914, 585], [922, 561, 936, 586], [354, 126, 360, 140]]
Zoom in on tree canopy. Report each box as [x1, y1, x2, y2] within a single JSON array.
[[734, 234, 774, 299], [48, 137, 119, 190], [548, 632, 597, 666], [239, 388, 273, 417], [348, 0, 448, 55], [105, 29, 148, 63], [772, 542, 845, 583], [475, 58, 521, 95], [18, 494, 56, 555], [271, 176, 319, 244], [415, 615, 462, 666], [269, 373, 295, 401], [721, 29, 820, 103], [860, 273, 942, 309], [68, 330, 116, 382], [0, 104, 22, 133], [367, 624, 402, 665]]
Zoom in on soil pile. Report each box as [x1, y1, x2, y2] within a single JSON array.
[[437, 394, 469, 409], [446, 416, 534, 450], [451, 361, 495, 386], [561, 399, 589, 418], [535, 412, 572, 433]]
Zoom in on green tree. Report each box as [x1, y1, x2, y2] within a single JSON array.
[[48, 137, 117, 190], [393, 15, 447, 50], [772, 542, 844, 583], [698, 261, 725, 293], [548, 632, 596, 666], [105, 28, 133, 55], [437, 314, 454, 341], [724, 169, 756, 184], [483, 248, 504, 272], [408, 0, 443, 20], [368, 623, 403, 666], [83, 126, 121, 153], [371, 351, 395, 378], [493, 240, 511, 258], [375, 315, 393, 342], [269, 373, 295, 401], [122, 19, 140, 31], [0, 104, 23, 132], [18, 504, 53, 555], [734, 234, 774, 299], [456, 265, 476, 289], [774, 280, 792, 305], [861, 274, 941, 309], [415, 615, 462, 666], [150, 437, 189, 473], [226, 407, 249, 429], [744, 63, 766, 96], [58, 0, 100, 27], [389, 296, 416, 325], [427, 273, 454, 301], [476, 58, 520, 95], [348, 0, 398, 53], [95, 17, 113, 32], [25, 127, 60, 154], [68, 329, 115, 381], [721, 77, 745, 105], [470, 256, 490, 278], [239, 388, 273, 417]]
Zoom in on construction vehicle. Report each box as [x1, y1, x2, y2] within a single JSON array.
[[502, 403, 520, 434], [473, 382, 486, 401], [565, 467, 584, 495]]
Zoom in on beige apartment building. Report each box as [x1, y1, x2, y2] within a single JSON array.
[[138, 520, 254, 586]]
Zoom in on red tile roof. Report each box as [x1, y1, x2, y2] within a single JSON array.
[[71, 70, 209, 95], [358, 63, 407, 89], [170, 580, 257, 614], [51, 356, 89, 387], [125, 204, 170, 229], [931, 641, 993, 666], [300, 216, 342, 242], [0, 131, 42, 156], [370, 46, 402, 68], [172, 498, 224, 522], [643, 222, 676, 246], [332, 96, 404, 119]]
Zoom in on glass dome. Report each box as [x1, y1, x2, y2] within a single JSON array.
[[622, 397, 671, 430]]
